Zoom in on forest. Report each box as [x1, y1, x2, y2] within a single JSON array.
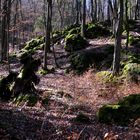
[[0, 0, 140, 139]]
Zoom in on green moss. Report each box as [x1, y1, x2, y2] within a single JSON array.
[[23, 36, 44, 54], [69, 49, 109, 74], [95, 71, 115, 83], [52, 31, 63, 44], [63, 24, 80, 36], [13, 94, 38, 106], [118, 94, 140, 106], [38, 69, 49, 75], [121, 52, 140, 82], [123, 63, 140, 75], [97, 104, 131, 125], [74, 112, 90, 123], [97, 94, 140, 125], [64, 34, 88, 52], [68, 27, 81, 35], [85, 23, 111, 39], [38, 68, 55, 75], [129, 36, 140, 45], [69, 52, 93, 74]]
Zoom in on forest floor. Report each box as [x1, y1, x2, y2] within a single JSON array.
[[0, 21, 140, 140]]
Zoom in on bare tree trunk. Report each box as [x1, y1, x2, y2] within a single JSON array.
[[43, 0, 52, 70], [75, 0, 80, 24], [12, 0, 19, 50], [90, 0, 94, 22], [1, 0, 8, 61], [0, 0, 2, 61], [107, 0, 111, 22], [125, 0, 129, 49], [135, 0, 139, 20], [81, 0, 86, 37], [113, 0, 124, 75]]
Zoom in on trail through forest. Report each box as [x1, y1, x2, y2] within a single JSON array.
[[0, 21, 140, 139]]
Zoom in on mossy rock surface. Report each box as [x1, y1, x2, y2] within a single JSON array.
[[62, 22, 110, 39], [68, 27, 81, 35], [64, 34, 88, 52], [121, 52, 140, 82], [24, 36, 44, 52], [63, 24, 80, 36], [69, 46, 112, 74], [121, 52, 140, 67], [69, 51, 94, 74], [97, 104, 131, 125], [85, 23, 111, 39], [97, 94, 140, 125], [129, 36, 140, 46], [52, 31, 63, 43], [123, 63, 140, 75], [118, 94, 140, 106]]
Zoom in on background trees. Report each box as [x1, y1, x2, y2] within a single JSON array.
[[0, 0, 140, 74]]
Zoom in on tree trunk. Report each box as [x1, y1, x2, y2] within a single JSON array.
[[75, 0, 80, 24], [107, 0, 111, 22], [90, 0, 94, 23], [43, 0, 52, 70], [113, 0, 124, 75], [94, 0, 97, 21], [0, 0, 2, 61], [81, 0, 86, 37], [125, 0, 129, 49]]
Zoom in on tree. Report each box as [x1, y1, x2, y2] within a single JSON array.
[[43, 0, 52, 70], [90, 0, 94, 22], [113, 0, 124, 74], [125, 0, 129, 49], [75, 0, 80, 24], [1, 0, 12, 61], [81, 0, 86, 37], [0, 0, 2, 61]]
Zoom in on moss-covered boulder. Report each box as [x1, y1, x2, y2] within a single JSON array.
[[52, 30, 63, 44], [85, 23, 111, 39], [123, 63, 140, 75], [118, 94, 140, 106], [121, 52, 140, 82], [24, 36, 44, 52], [68, 27, 81, 35], [122, 62, 140, 82], [97, 104, 131, 125], [97, 94, 140, 125], [68, 45, 113, 74], [64, 34, 88, 52], [129, 36, 140, 46], [62, 24, 80, 36], [69, 51, 93, 74]]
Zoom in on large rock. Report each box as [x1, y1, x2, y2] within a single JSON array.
[[97, 94, 140, 125]]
